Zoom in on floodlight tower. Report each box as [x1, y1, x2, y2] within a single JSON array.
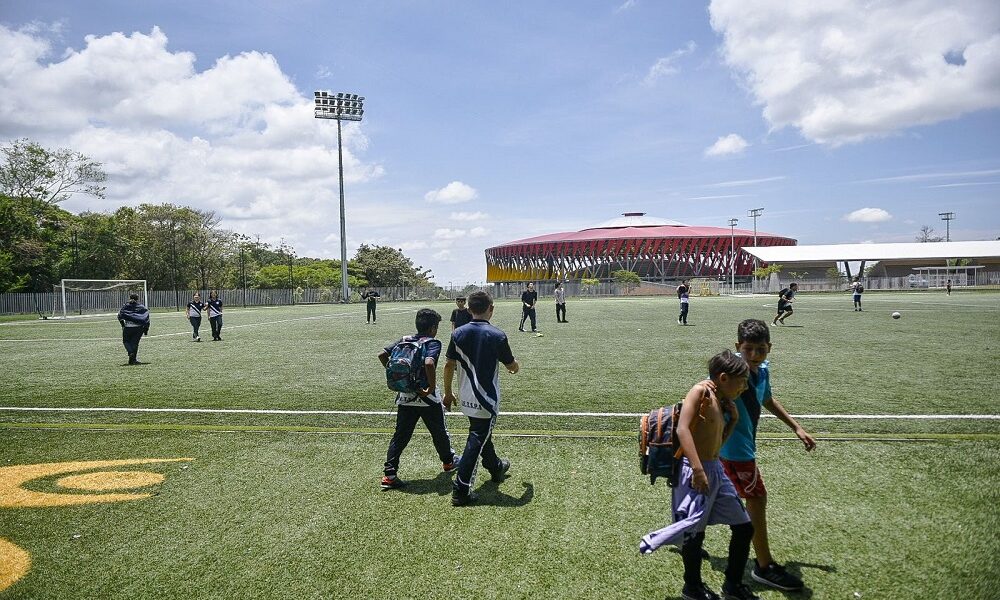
[[314, 90, 365, 302], [728, 218, 739, 291], [939, 212, 955, 242], [747, 207, 763, 272]]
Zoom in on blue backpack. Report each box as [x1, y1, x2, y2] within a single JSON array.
[[386, 337, 429, 395]]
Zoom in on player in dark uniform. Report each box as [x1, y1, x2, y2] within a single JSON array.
[[771, 283, 798, 326], [362, 288, 380, 323], [518, 282, 538, 332], [207, 291, 224, 340], [450, 296, 473, 331], [187, 293, 205, 341]]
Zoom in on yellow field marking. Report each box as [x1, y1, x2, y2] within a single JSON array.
[[56, 470, 165, 492], [0, 537, 31, 592], [0, 458, 192, 508]]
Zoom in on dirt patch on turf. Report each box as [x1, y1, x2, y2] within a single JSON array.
[[0, 537, 31, 592]]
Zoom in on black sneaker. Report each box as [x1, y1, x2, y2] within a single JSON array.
[[681, 582, 721, 600], [489, 459, 511, 482], [751, 562, 803, 591], [451, 490, 478, 506], [380, 475, 405, 490], [442, 454, 461, 473], [518, 328, 525, 332], [721, 582, 760, 600]]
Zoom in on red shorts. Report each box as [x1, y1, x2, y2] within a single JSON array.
[[720, 459, 767, 498]]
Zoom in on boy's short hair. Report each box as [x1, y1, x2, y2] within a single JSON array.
[[467, 291, 492, 315], [737, 319, 770, 344], [789, 282, 799, 288], [455, 296, 466, 302], [129, 293, 139, 301], [709, 349, 749, 380], [415, 308, 442, 334]]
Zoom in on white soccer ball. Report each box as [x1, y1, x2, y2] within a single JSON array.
[[891, 311, 901, 319]]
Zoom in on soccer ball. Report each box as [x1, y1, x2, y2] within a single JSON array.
[[891, 312, 901, 319]]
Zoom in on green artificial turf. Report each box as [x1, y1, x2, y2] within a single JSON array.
[[0, 429, 997, 599]]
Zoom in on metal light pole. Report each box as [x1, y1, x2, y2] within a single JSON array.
[[939, 212, 954, 242], [747, 207, 763, 268], [315, 90, 365, 302], [728, 218, 738, 293]]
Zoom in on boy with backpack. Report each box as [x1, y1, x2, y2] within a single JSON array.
[[720, 319, 816, 592], [849, 278, 864, 311], [443, 290, 519, 507], [640, 350, 759, 600], [378, 308, 458, 490]]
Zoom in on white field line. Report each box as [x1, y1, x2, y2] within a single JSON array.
[[1, 406, 997, 419], [0, 307, 417, 342]]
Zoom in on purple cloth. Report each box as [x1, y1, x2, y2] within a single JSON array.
[[640, 459, 749, 555]]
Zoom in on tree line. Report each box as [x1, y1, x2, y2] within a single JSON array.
[[0, 139, 430, 293]]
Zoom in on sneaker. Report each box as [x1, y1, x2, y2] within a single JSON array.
[[451, 490, 478, 506], [195, 336, 201, 342], [721, 582, 760, 600], [678, 318, 682, 324], [750, 562, 803, 591], [380, 475, 405, 490], [518, 328, 525, 332], [681, 582, 721, 600], [442, 454, 461, 473], [489, 459, 511, 482], [531, 329, 539, 333]]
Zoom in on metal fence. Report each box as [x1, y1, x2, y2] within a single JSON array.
[[2, 274, 998, 316]]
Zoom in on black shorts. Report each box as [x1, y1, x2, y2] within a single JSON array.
[[777, 301, 792, 314]]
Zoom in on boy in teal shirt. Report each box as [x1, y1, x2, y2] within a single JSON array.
[[720, 319, 816, 592]]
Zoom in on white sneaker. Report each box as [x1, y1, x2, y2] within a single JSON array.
[[195, 336, 201, 342]]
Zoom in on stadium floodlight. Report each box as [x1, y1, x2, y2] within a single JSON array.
[[315, 90, 366, 302], [747, 207, 763, 274], [728, 218, 739, 292], [939, 212, 955, 242]]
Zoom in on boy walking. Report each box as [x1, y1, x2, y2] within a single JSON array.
[[378, 309, 458, 490], [443, 291, 520, 506], [720, 319, 816, 592], [207, 291, 224, 340], [771, 283, 797, 326], [640, 350, 758, 600], [554, 282, 567, 323], [518, 282, 538, 332], [187, 292, 205, 341], [450, 296, 473, 331], [117, 293, 150, 365]]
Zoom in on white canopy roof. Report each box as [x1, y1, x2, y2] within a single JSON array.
[[744, 240, 1000, 263]]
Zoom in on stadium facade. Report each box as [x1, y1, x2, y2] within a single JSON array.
[[485, 213, 797, 283]]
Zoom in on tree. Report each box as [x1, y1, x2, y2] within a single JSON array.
[[611, 270, 641, 294], [0, 139, 106, 206], [353, 244, 429, 287], [916, 225, 944, 243], [752, 264, 783, 279], [787, 271, 809, 280], [825, 267, 844, 285]]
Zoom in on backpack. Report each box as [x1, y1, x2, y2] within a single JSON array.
[[385, 337, 429, 395], [856, 283, 864, 293], [639, 388, 709, 486], [778, 287, 789, 299]]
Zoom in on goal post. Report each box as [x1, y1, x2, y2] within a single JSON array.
[[51, 279, 148, 320]]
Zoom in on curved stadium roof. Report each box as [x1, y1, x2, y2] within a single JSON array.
[[486, 213, 796, 282]]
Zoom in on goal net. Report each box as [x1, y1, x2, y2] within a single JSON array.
[[51, 279, 148, 320]]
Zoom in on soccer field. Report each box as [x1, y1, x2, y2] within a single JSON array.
[[2, 292, 999, 598]]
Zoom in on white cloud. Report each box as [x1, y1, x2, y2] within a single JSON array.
[[433, 228, 467, 240], [709, 0, 1000, 145], [433, 249, 452, 261], [469, 226, 489, 237], [615, 0, 637, 14], [450, 211, 489, 221], [704, 175, 785, 188], [397, 241, 428, 251], [424, 181, 478, 204], [845, 208, 893, 223], [0, 24, 385, 263], [643, 41, 696, 86], [704, 133, 749, 157]]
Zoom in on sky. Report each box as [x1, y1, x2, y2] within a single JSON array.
[[1, 0, 998, 285]]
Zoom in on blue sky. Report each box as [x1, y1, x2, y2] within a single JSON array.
[[1, 0, 998, 284]]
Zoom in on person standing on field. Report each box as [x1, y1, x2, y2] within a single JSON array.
[[518, 282, 538, 332], [207, 291, 224, 340], [362, 288, 380, 323], [118, 293, 150, 365], [187, 292, 205, 342], [555, 282, 567, 323], [677, 279, 690, 325], [450, 296, 473, 331]]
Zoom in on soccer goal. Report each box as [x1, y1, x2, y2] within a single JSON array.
[[50, 279, 148, 320]]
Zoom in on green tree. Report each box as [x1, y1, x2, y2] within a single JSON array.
[[611, 270, 641, 294], [0, 138, 106, 206], [353, 244, 429, 287], [752, 264, 783, 279]]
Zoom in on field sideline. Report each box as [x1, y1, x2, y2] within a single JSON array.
[[2, 292, 999, 598]]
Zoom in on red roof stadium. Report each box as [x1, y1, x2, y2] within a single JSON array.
[[485, 213, 796, 282]]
